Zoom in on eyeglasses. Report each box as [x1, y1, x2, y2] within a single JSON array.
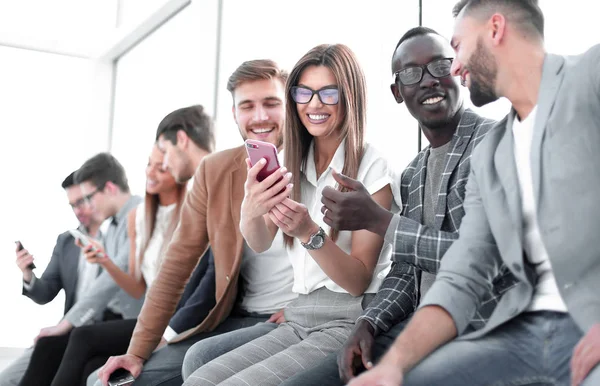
[[83, 188, 101, 202], [290, 86, 339, 105], [394, 58, 454, 86], [69, 197, 90, 210]]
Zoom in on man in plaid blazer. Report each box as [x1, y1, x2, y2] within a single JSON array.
[[279, 27, 516, 386]]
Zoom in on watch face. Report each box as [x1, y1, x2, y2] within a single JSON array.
[[313, 235, 325, 249]]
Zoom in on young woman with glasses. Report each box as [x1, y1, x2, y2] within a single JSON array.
[[182, 43, 399, 386]]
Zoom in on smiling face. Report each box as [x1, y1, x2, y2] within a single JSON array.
[[450, 12, 500, 107], [391, 33, 463, 129], [232, 78, 285, 148], [145, 145, 178, 196], [295, 65, 341, 138]]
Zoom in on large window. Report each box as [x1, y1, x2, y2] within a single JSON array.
[[111, 1, 219, 196], [0, 47, 108, 348]]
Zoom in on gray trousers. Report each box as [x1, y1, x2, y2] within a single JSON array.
[[89, 315, 268, 386], [184, 288, 368, 386], [0, 347, 32, 386], [182, 322, 278, 379]]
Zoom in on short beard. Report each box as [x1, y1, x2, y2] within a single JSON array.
[[468, 38, 499, 107]]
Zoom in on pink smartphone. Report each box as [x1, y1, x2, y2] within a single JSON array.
[[245, 139, 282, 182]]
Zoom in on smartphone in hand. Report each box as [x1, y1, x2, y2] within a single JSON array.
[[68, 229, 105, 258], [15, 241, 36, 270], [245, 139, 282, 182], [107, 368, 135, 386]]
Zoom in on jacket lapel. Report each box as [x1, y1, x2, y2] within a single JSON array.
[[531, 54, 565, 209], [494, 112, 523, 240], [230, 148, 246, 248], [64, 238, 81, 308], [433, 112, 476, 228], [406, 151, 427, 222]]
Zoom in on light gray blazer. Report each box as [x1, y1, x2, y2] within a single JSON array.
[[420, 45, 600, 338]]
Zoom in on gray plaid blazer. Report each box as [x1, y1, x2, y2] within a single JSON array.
[[361, 109, 517, 333]]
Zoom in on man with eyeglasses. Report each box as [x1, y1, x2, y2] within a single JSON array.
[[280, 26, 516, 386], [12, 153, 143, 386], [0, 171, 104, 386]]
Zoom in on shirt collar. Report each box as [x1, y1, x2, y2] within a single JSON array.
[[301, 138, 346, 187], [112, 195, 142, 226]]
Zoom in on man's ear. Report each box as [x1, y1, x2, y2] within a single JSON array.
[[104, 181, 117, 195], [390, 83, 404, 104], [176, 129, 189, 148]]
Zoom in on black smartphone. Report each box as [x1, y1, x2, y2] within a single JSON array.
[[107, 368, 135, 386], [15, 241, 36, 270]]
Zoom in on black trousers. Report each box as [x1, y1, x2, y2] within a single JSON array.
[[52, 318, 136, 386], [19, 310, 124, 386]]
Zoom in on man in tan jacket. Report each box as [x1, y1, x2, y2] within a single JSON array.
[[97, 60, 297, 386]]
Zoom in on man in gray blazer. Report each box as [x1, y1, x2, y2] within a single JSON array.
[[350, 1, 600, 385], [0, 171, 103, 386]]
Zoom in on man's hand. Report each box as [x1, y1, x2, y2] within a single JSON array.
[[267, 309, 286, 324], [346, 361, 404, 386], [571, 323, 600, 385], [15, 246, 34, 283], [338, 319, 376, 383], [98, 354, 145, 386], [321, 170, 392, 237], [34, 319, 73, 343]]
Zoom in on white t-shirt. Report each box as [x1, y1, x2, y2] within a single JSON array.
[[286, 140, 398, 295], [512, 106, 567, 312], [240, 230, 297, 314], [134, 202, 177, 288]]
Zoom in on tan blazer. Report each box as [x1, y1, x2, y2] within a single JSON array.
[[128, 146, 248, 360]]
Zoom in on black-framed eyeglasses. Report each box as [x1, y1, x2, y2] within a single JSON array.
[[290, 86, 339, 105], [394, 58, 454, 86]]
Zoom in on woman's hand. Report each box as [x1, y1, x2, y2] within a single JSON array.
[[241, 158, 293, 222], [269, 198, 320, 242]]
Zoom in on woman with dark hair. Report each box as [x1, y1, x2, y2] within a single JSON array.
[[183, 44, 399, 386]]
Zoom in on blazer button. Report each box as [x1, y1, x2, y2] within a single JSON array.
[[511, 263, 522, 272], [226, 275, 230, 282]]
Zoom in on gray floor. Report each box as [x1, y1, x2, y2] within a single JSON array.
[[0, 347, 26, 373]]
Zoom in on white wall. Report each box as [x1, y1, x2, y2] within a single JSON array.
[[0, 47, 110, 347]]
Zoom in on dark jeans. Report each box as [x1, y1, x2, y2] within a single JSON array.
[[89, 312, 270, 386], [18, 310, 123, 386], [280, 318, 407, 386], [51, 319, 137, 386]]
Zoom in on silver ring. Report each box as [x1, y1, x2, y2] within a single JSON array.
[[324, 208, 329, 217]]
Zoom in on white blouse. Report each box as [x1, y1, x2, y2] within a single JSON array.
[[286, 139, 400, 295], [134, 201, 177, 288]]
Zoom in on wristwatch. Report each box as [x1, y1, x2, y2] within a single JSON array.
[[301, 227, 326, 250]]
